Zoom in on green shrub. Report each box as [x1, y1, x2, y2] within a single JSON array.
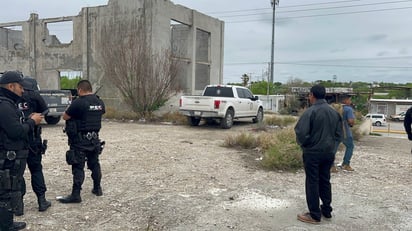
[[224, 133, 258, 149], [223, 127, 303, 171], [261, 128, 302, 171]]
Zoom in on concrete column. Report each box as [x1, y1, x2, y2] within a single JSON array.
[[189, 11, 196, 94], [29, 13, 38, 77], [82, 8, 89, 79]]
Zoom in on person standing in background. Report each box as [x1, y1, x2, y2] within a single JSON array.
[[294, 84, 343, 224], [16, 77, 51, 215], [339, 95, 356, 171], [404, 106, 412, 153]]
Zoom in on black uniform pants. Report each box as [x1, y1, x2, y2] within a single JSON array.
[[71, 148, 101, 191], [0, 158, 27, 230], [302, 152, 335, 221], [25, 149, 47, 197]]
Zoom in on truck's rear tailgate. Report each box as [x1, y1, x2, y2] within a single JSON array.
[[180, 96, 217, 111]]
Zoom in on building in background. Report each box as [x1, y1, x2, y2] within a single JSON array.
[[0, 0, 224, 110]]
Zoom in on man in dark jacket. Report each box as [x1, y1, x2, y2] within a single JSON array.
[[404, 107, 412, 153], [294, 84, 343, 224], [0, 71, 43, 231]]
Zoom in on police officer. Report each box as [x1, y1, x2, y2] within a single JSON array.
[[16, 77, 51, 214], [57, 80, 105, 203], [404, 106, 412, 153], [0, 71, 43, 230]]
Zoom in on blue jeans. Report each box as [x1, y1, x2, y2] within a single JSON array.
[[342, 136, 354, 165]]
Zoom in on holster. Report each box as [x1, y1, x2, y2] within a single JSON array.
[[66, 150, 85, 165], [41, 139, 48, 155], [96, 141, 105, 155]]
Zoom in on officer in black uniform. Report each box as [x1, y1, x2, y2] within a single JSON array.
[[17, 77, 51, 214], [404, 106, 412, 153], [57, 79, 105, 203], [0, 71, 43, 231]]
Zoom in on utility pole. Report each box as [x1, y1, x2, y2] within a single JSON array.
[[270, 0, 279, 83]]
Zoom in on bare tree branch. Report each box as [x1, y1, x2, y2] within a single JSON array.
[[100, 14, 179, 118]]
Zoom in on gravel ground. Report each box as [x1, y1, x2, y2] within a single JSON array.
[[17, 120, 412, 231]]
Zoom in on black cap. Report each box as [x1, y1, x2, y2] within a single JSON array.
[[0, 71, 24, 84], [21, 77, 39, 91]]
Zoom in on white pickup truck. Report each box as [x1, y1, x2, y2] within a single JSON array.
[[179, 85, 264, 129]]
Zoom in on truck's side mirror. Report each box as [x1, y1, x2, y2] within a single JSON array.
[[252, 96, 259, 101]]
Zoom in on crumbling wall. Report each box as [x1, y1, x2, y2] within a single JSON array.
[[0, 0, 224, 110]]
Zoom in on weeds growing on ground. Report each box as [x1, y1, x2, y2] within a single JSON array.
[[223, 127, 302, 171], [159, 111, 188, 125], [265, 115, 297, 127]]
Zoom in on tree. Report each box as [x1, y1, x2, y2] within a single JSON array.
[[60, 76, 81, 89], [99, 15, 179, 118], [241, 74, 249, 86]]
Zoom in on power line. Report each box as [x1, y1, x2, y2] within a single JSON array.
[[206, 0, 363, 14], [277, 0, 412, 13], [226, 62, 412, 69], [210, 0, 412, 17], [225, 56, 412, 69], [275, 62, 412, 69], [226, 5, 412, 23], [226, 56, 412, 65]]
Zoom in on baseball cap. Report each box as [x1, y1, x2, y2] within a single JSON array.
[[0, 71, 24, 84]]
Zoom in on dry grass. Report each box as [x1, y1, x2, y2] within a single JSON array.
[[223, 127, 303, 171], [158, 111, 188, 125], [265, 115, 297, 127]]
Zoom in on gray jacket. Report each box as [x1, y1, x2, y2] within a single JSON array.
[[294, 99, 343, 154]]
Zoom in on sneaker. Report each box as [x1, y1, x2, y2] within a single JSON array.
[[297, 212, 320, 224], [330, 165, 338, 173], [342, 164, 354, 171]]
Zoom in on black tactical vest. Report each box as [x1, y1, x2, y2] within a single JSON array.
[[0, 97, 27, 151], [76, 95, 104, 133]]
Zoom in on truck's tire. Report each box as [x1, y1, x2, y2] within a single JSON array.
[[253, 107, 264, 123], [188, 116, 201, 126], [45, 116, 61, 125], [221, 108, 234, 129]]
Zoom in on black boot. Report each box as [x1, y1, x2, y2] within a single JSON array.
[[10, 221, 27, 231], [57, 189, 81, 203], [38, 194, 52, 211], [92, 186, 103, 196]]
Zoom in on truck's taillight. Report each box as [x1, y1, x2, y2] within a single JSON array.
[[214, 100, 221, 109], [179, 98, 182, 107]]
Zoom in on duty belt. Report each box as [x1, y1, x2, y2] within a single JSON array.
[[81, 132, 98, 141], [0, 150, 28, 160]]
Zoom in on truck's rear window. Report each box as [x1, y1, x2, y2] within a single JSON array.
[[203, 87, 234, 97]]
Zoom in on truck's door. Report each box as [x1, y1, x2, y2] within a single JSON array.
[[242, 88, 258, 116], [235, 88, 249, 117], [236, 88, 258, 117]]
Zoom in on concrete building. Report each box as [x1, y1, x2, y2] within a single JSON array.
[[0, 0, 224, 110], [368, 98, 412, 116]]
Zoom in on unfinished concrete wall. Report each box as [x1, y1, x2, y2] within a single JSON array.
[[0, 0, 224, 110]]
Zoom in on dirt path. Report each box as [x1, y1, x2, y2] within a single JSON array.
[[18, 120, 412, 230]]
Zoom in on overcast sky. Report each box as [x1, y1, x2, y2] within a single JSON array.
[[1, 0, 411, 84]]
